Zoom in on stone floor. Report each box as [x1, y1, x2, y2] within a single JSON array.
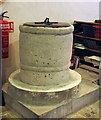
[[66, 100, 100, 118], [0, 100, 100, 119]]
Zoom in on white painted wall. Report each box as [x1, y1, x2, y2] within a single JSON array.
[[0, 1, 99, 82]]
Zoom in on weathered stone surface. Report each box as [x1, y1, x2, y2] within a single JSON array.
[[19, 24, 74, 86]]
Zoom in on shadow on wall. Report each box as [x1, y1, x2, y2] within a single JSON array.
[[2, 40, 20, 83]]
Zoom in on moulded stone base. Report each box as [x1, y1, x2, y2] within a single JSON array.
[[7, 69, 81, 105]]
